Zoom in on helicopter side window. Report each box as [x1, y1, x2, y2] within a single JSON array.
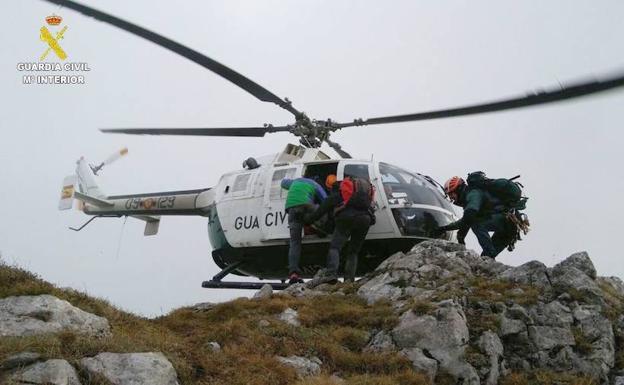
[[270, 168, 296, 200], [344, 164, 370, 180], [232, 173, 252, 195]]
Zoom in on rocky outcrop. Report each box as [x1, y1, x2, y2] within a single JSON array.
[[0, 295, 110, 337], [0, 295, 181, 385], [2, 241, 622, 385], [352, 240, 622, 384], [80, 352, 180, 385], [393, 300, 479, 384]]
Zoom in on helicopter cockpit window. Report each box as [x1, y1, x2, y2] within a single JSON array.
[[379, 163, 453, 211], [270, 168, 296, 200], [232, 173, 252, 194]]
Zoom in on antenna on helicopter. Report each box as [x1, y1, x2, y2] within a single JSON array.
[[90, 147, 128, 175]]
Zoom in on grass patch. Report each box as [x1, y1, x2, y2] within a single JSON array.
[[572, 326, 593, 355], [468, 277, 540, 306], [597, 280, 624, 322], [0, 260, 412, 385], [466, 311, 501, 337], [500, 370, 597, 385], [343, 370, 430, 385], [410, 300, 435, 316]]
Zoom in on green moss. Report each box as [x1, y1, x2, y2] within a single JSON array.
[[572, 326, 593, 355]]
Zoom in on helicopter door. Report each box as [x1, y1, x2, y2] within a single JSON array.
[[261, 166, 299, 241], [338, 162, 395, 236]]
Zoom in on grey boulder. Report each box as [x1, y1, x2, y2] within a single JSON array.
[[253, 284, 273, 300], [479, 331, 504, 385], [275, 355, 321, 378], [400, 348, 438, 381], [8, 359, 81, 385], [80, 352, 179, 385], [550, 265, 604, 305], [0, 295, 110, 337], [364, 330, 396, 353], [278, 307, 300, 326], [0, 351, 42, 371], [392, 300, 479, 385], [499, 260, 551, 288], [554, 251, 597, 280]]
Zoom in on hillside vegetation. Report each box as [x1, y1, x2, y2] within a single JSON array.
[[1, 240, 624, 385]]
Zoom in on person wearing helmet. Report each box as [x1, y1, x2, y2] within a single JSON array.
[[304, 174, 375, 284], [435, 176, 515, 258]]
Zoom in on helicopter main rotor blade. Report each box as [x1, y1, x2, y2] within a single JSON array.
[[100, 126, 291, 137], [40, 0, 301, 117], [336, 71, 624, 128]]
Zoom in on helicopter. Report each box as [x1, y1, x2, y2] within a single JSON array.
[[51, 0, 624, 290]]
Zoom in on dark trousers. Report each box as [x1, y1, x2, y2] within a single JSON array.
[[326, 213, 371, 280], [471, 213, 515, 258], [287, 205, 315, 275]]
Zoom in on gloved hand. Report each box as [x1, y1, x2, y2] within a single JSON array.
[[432, 225, 448, 237], [457, 227, 468, 245], [368, 208, 377, 226]]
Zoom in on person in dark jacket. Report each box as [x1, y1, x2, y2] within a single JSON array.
[[281, 177, 327, 284], [305, 175, 375, 283], [435, 176, 515, 258]]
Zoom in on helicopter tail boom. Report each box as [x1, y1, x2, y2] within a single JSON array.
[[59, 156, 215, 235]]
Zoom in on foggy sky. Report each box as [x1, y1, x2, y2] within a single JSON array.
[[1, 1, 623, 316]]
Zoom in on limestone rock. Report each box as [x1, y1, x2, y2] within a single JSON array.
[[357, 271, 403, 305], [275, 355, 321, 378], [550, 265, 604, 305], [253, 284, 273, 300], [500, 316, 526, 337], [554, 251, 597, 280], [0, 351, 42, 371], [573, 306, 615, 373], [80, 352, 179, 385], [191, 302, 216, 312], [364, 330, 396, 353], [392, 300, 479, 384], [282, 283, 326, 298], [505, 304, 532, 324], [598, 276, 624, 298], [479, 331, 504, 385], [499, 261, 551, 288], [527, 326, 575, 350], [278, 307, 300, 326], [9, 359, 81, 385], [400, 348, 438, 381], [528, 301, 573, 327], [0, 295, 110, 337], [206, 341, 221, 352]]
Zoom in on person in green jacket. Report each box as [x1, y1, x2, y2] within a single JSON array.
[[281, 177, 327, 284], [435, 176, 515, 258]]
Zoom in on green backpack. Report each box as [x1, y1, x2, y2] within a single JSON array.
[[466, 171, 527, 210]]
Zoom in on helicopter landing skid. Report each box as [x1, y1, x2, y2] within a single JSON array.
[[202, 261, 289, 290], [202, 280, 289, 290]]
